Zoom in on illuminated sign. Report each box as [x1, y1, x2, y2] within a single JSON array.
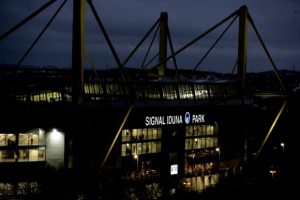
[[145, 112, 205, 126], [170, 164, 178, 175], [185, 112, 191, 124]]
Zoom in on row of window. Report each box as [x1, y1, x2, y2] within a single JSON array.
[[121, 128, 162, 142], [0, 148, 45, 162], [185, 125, 217, 137], [121, 142, 161, 156], [16, 92, 70, 102], [0, 130, 46, 163], [121, 125, 218, 155], [0, 131, 45, 146], [86, 82, 233, 100], [185, 137, 218, 150], [184, 162, 214, 175], [13, 82, 236, 102]]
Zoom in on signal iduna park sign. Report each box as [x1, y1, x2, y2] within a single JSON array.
[[145, 112, 205, 126]]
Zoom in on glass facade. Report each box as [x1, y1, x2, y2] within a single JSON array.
[[5, 67, 237, 104], [30, 91, 62, 102], [183, 123, 219, 192], [0, 128, 65, 169], [162, 84, 178, 100], [0, 128, 65, 199], [121, 128, 162, 180], [121, 128, 162, 156], [185, 125, 218, 150], [178, 84, 194, 100], [120, 123, 219, 190], [0, 129, 46, 163]]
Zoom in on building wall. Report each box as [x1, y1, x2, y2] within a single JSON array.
[[46, 129, 65, 169]]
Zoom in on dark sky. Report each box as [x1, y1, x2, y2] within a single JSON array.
[[0, 0, 299, 73]]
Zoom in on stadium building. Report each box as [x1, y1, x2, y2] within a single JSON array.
[[0, 2, 289, 199]]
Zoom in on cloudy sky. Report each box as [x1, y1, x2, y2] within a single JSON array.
[[0, 0, 299, 73]]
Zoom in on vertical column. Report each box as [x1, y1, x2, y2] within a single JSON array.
[[237, 5, 249, 165], [237, 5, 248, 90], [158, 12, 168, 77], [72, 0, 85, 105], [72, 1, 87, 199]]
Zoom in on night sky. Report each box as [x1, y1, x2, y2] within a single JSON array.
[[0, 0, 299, 73]]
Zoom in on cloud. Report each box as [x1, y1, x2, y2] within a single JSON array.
[[1, 0, 299, 72]]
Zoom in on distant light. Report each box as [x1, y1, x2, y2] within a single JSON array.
[[269, 170, 277, 178], [134, 154, 138, 159], [182, 181, 191, 187], [216, 147, 220, 152], [170, 164, 178, 175], [280, 142, 285, 152]]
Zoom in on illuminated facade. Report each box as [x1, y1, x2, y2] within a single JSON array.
[[0, 129, 64, 166], [120, 124, 219, 178], [0, 129, 46, 163], [0, 68, 237, 104], [0, 128, 65, 197], [119, 109, 222, 194], [0, 67, 245, 198]]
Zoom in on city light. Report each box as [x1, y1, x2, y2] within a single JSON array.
[[269, 170, 277, 178], [280, 142, 285, 152], [49, 128, 63, 142], [134, 154, 139, 172], [216, 147, 221, 162], [216, 147, 221, 181]]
